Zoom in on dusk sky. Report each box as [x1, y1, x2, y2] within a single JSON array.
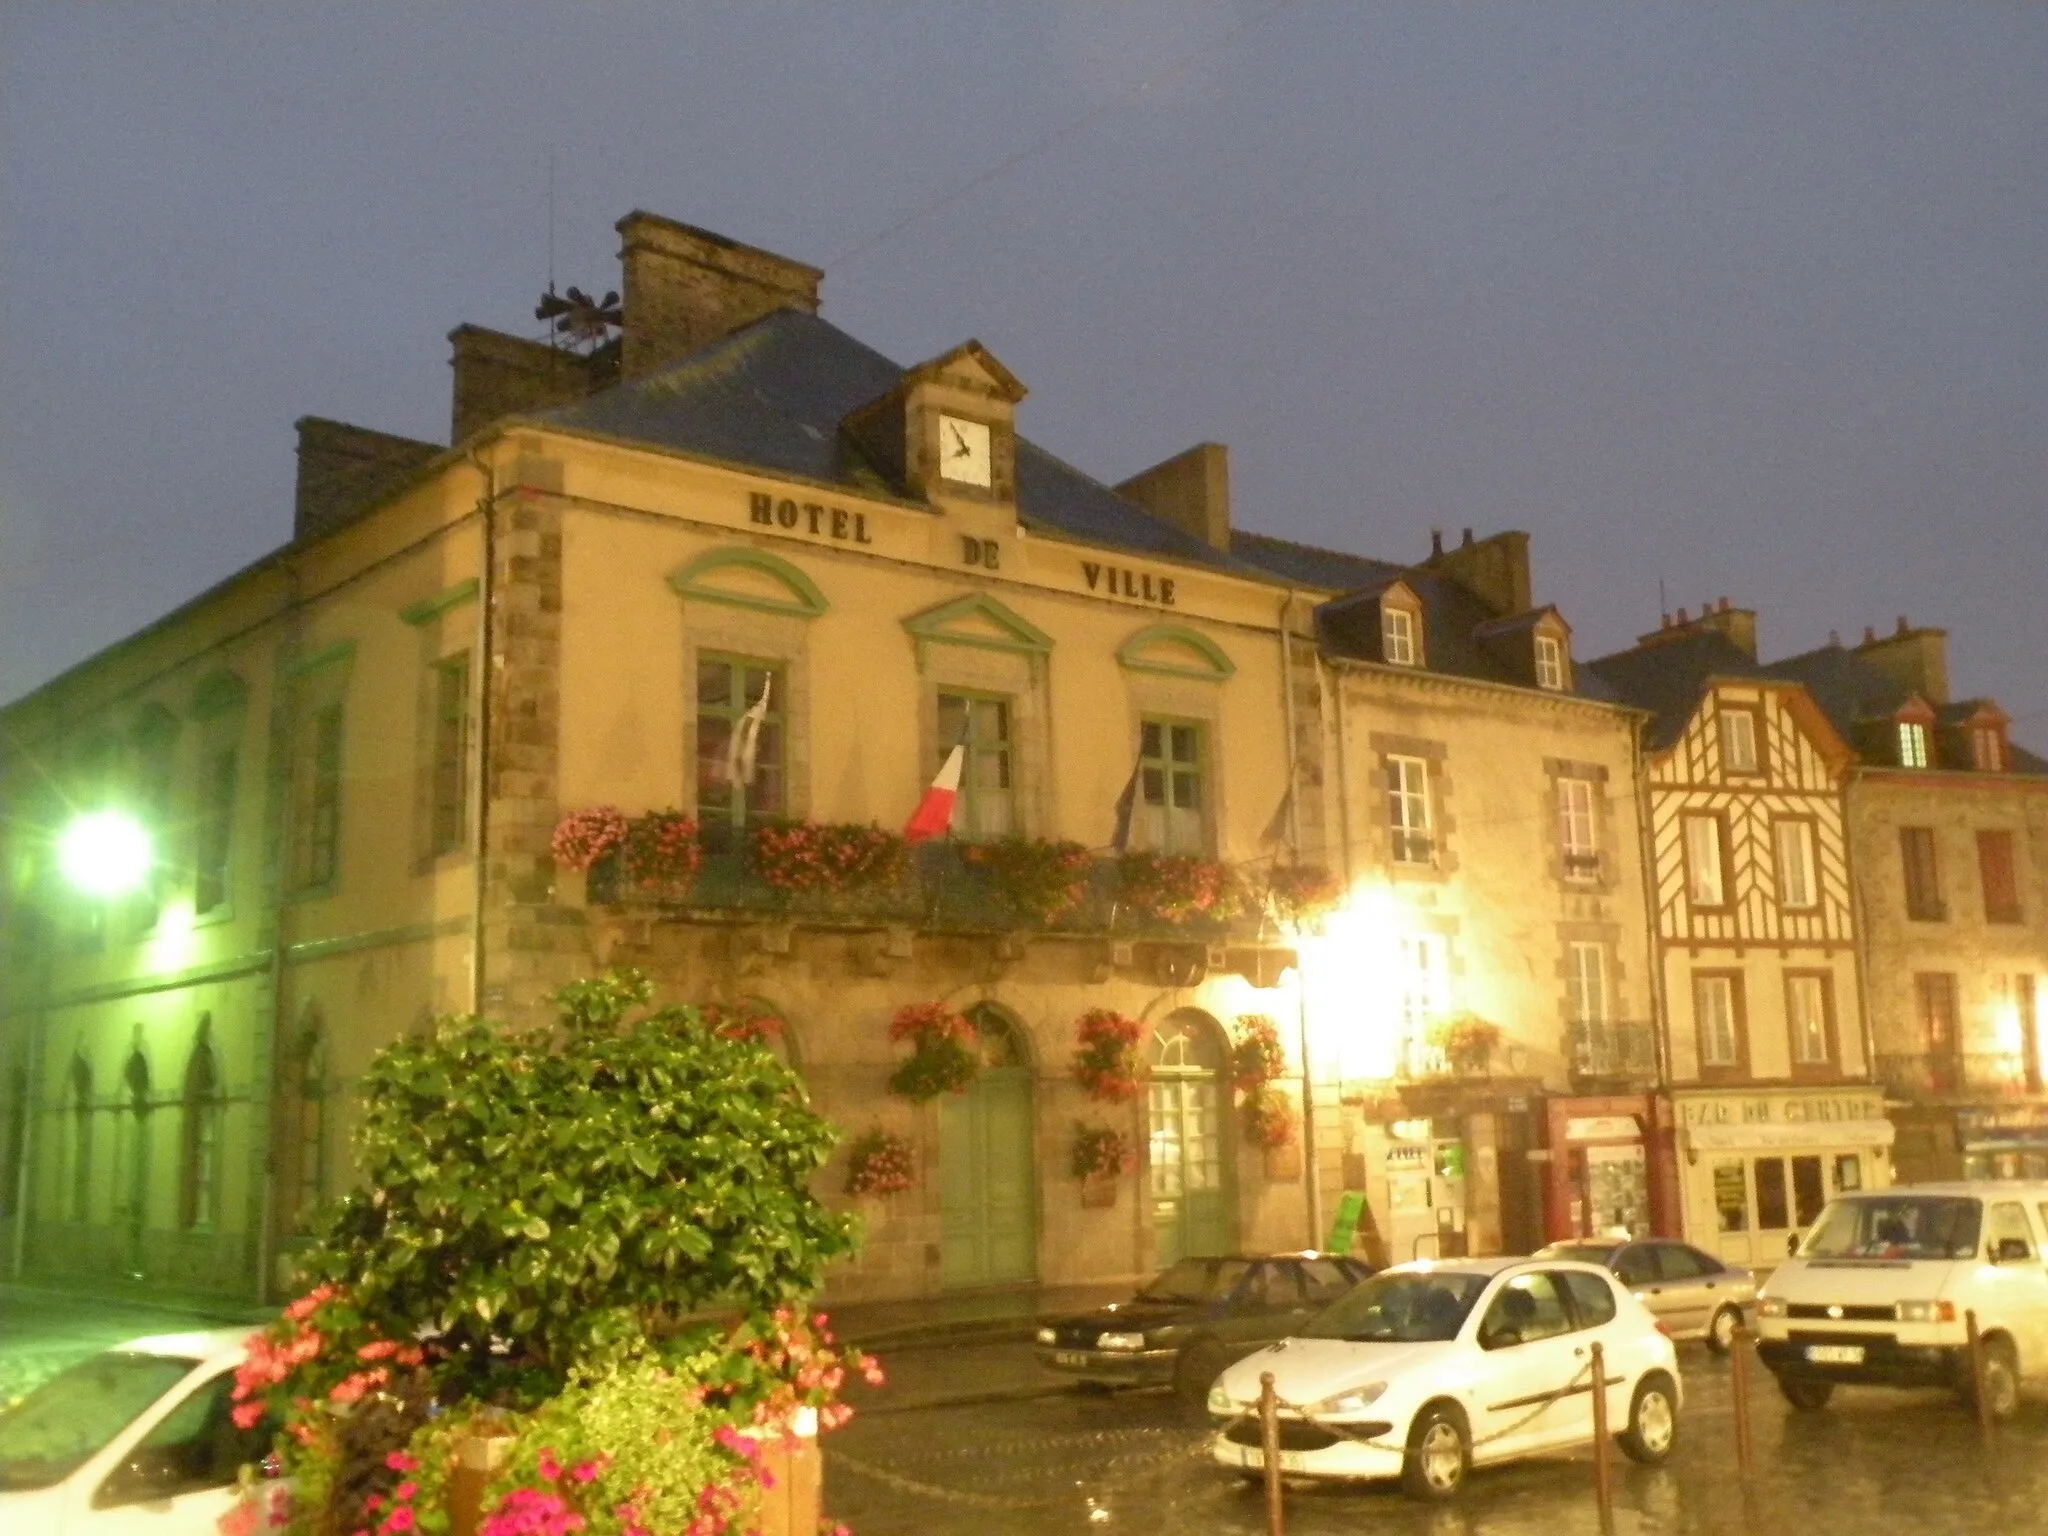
[[3, 5, 2042, 736]]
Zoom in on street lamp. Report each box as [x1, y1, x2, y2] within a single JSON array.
[[56, 808, 153, 897]]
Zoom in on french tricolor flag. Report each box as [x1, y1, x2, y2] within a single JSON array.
[[903, 744, 966, 844]]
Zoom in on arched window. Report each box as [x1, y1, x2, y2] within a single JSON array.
[[116, 1049, 152, 1260], [289, 1028, 328, 1231], [67, 1059, 94, 1223], [963, 1003, 1031, 1069], [2, 1062, 29, 1220], [180, 1026, 222, 1230]]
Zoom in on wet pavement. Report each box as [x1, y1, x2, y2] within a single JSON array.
[[0, 1284, 263, 1405], [823, 1340, 2048, 1535]]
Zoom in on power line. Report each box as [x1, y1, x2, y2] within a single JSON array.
[[826, 0, 1300, 270]]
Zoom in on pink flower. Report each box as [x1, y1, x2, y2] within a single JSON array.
[[385, 1452, 418, 1474], [567, 1460, 599, 1485], [536, 1449, 562, 1482], [383, 1508, 416, 1534], [217, 1495, 259, 1536], [365, 1495, 384, 1514], [231, 1401, 266, 1430], [393, 1482, 417, 1502]]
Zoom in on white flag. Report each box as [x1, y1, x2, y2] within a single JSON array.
[[724, 675, 773, 789]]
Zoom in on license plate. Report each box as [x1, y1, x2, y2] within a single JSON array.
[[1240, 1446, 1307, 1472], [1054, 1352, 1090, 1367], [1805, 1344, 1865, 1365]]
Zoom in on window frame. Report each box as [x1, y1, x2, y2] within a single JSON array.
[[1682, 812, 1730, 909], [1978, 829, 2022, 924], [1693, 971, 1747, 1077], [1897, 721, 1930, 769], [1381, 604, 1420, 667], [1900, 825, 1944, 921], [1785, 970, 1837, 1075], [1567, 941, 1608, 1025], [1719, 707, 1764, 777], [192, 741, 239, 917], [291, 702, 346, 893], [1557, 777, 1599, 879], [1773, 816, 1819, 911], [1972, 726, 2006, 773], [1386, 754, 1434, 868], [425, 649, 473, 858], [693, 652, 790, 838], [1534, 634, 1566, 691], [1135, 715, 1210, 855], [935, 687, 1018, 842]]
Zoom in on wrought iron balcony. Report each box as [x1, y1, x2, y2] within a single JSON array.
[[1567, 1020, 1660, 1083], [1876, 1051, 2041, 1102]]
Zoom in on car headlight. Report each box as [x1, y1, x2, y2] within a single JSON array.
[[1207, 1384, 1234, 1416], [1096, 1331, 1147, 1351], [1897, 1300, 1957, 1324], [1035, 1326, 1057, 1345], [1756, 1297, 1788, 1318], [1308, 1382, 1388, 1417]]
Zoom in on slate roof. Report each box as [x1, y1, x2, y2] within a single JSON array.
[[1583, 629, 1766, 750], [533, 307, 1262, 577], [1766, 642, 2048, 775]]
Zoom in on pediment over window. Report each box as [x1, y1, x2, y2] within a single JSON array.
[[668, 546, 829, 619], [191, 671, 248, 720], [1115, 623, 1236, 681], [901, 591, 1052, 671]]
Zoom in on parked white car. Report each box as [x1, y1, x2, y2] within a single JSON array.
[[1208, 1257, 1682, 1500], [1755, 1181, 2048, 1419], [0, 1328, 279, 1536]]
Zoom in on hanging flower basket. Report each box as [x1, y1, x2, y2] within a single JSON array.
[[1431, 1014, 1502, 1076], [751, 820, 911, 899], [1259, 863, 1344, 928], [549, 806, 629, 871], [620, 809, 702, 900], [1070, 1123, 1137, 1182], [1071, 1009, 1146, 1103], [844, 1127, 917, 1197], [1228, 1014, 1287, 1095], [886, 1001, 978, 1102], [1242, 1086, 1297, 1151], [1115, 851, 1244, 925], [960, 837, 1096, 925], [697, 1001, 782, 1049]]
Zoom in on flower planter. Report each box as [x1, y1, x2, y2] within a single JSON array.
[[746, 1409, 822, 1536], [1263, 1142, 1303, 1182], [551, 865, 587, 908], [1080, 1173, 1119, 1208]]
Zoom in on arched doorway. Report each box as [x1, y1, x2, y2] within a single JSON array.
[[116, 1049, 151, 1274], [939, 1005, 1037, 1289], [1149, 1011, 1234, 1266]]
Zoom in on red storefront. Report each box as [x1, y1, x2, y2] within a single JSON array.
[[1539, 1094, 1679, 1242]]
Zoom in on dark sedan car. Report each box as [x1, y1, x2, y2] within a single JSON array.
[[1034, 1252, 1373, 1405]]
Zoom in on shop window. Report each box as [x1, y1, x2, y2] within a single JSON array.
[[1834, 1154, 1862, 1192], [1755, 1158, 1790, 1230], [1791, 1155, 1826, 1227], [1713, 1162, 1749, 1232]]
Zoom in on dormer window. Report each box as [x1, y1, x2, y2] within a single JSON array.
[[1721, 708, 1762, 776], [1534, 634, 1566, 690], [1897, 721, 1930, 769], [1382, 605, 1419, 666], [1972, 726, 2006, 773]]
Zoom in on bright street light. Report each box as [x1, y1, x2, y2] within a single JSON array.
[[57, 809, 153, 897]]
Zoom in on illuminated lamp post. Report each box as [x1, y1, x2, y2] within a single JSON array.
[[10, 810, 154, 1278]]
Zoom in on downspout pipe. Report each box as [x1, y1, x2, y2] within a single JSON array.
[[1279, 591, 1323, 1243], [1630, 712, 1676, 1237], [464, 448, 499, 1016]]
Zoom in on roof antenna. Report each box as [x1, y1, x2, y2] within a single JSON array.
[[1658, 576, 1668, 624]]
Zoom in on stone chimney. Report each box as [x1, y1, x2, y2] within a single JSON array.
[[448, 325, 613, 445], [1424, 528, 1531, 618], [1116, 443, 1231, 552], [1856, 615, 1950, 705], [616, 211, 823, 380], [294, 417, 439, 542]]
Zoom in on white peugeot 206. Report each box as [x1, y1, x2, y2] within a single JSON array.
[[1208, 1257, 1682, 1500], [0, 1328, 282, 1536]]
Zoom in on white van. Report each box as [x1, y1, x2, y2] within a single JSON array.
[[1754, 1181, 2048, 1419]]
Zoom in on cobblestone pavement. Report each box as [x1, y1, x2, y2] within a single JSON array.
[[0, 1284, 264, 1406], [824, 1342, 2048, 1535]]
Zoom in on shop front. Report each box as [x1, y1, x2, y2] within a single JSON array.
[[1538, 1095, 1676, 1243], [1673, 1087, 1894, 1269], [1959, 1104, 2048, 1181]]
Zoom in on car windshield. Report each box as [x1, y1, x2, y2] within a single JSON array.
[[1136, 1259, 1252, 1304], [1534, 1243, 1620, 1265], [1303, 1270, 1489, 1343], [1800, 1196, 1984, 1261], [0, 1351, 197, 1491]]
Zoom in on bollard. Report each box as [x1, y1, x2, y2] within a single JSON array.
[[1966, 1309, 1994, 1437], [1259, 1371, 1285, 1536], [1729, 1324, 1755, 1477], [1588, 1342, 1614, 1535], [447, 1427, 515, 1536]]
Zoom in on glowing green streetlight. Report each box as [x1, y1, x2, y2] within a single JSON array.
[[57, 809, 153, 897]]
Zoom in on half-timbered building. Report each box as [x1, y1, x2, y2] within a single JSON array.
[[1590, 603, 1893, 1265]]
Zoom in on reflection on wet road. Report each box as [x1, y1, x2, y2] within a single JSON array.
[[824, 1349, 2048, 1535]]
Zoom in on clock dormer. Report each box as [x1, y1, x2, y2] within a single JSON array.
[[841, 339, 1026, 506]]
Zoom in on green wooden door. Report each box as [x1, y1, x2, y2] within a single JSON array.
[[940, 1014, 1037, 1288], [1149, 1014, 1233, 1266]]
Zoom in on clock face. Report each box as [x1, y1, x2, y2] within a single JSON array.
[[938, 415, 993, 488]]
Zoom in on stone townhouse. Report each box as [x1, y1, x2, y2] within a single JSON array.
[[1765, 621, 2048, 1182], [1590, 605, 1892, 1267]]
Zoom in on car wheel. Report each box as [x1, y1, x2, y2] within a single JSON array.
[[1705, 1306, 1741, 1356], [1174, 1338, 1229, 1412], [1400, 1402, 1471, 1502], [1775, 1375, 1834, 1412], [1619, 1372, 1679, 1465], [1964, 1336, 2021, 1422]]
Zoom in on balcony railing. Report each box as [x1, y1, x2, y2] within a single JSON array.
[[1876, 1051, 2042, 1101], [1568, 1019, 1659, 1082], [586, 843, 1271, 942]]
